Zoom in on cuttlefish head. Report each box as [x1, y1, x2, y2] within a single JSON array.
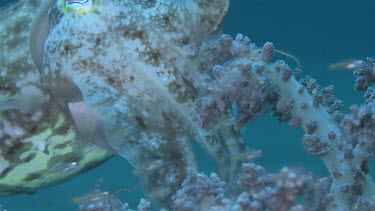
[[30, 0, 86, 106], [30, 0, 97, 70], [29, 0, 116, 154]]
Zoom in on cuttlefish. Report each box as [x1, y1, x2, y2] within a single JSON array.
[[0, 0, 242, 207]]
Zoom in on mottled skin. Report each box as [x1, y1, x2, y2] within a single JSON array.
[[0, 102, 111, 196], [1, 0, 242, 208], [0, 0, 112, 196], [39, 0, 237, 207]]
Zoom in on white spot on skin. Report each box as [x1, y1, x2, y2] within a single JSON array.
[[32, 140, 50, 154]]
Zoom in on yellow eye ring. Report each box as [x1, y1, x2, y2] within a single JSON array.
[[62, 0, 95, 13]]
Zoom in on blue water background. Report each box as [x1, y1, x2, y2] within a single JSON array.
[[1, 0, 375, 210]]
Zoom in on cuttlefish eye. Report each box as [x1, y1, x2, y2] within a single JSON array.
[[63, 0, 95, 13]]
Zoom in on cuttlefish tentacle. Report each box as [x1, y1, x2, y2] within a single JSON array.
[[135, 114, 198, 208]]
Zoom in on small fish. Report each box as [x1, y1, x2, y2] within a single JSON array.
[[110, 125, 136, 140], [210, 117, 237, 132], [132, 159, 169, 175], [147, 187, 171, 199], [72, 178, 140, 204], [329, 59, 365, 70], [73, 178, 106, 203], [115, 183, 141, 195], [63, 0, 95, 13], [73, 190, 110, 203], [232, 149, 262, 161]]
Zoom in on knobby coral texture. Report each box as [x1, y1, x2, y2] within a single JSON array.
[[180, 34, 375, 211], [172, 165, 327, 211]]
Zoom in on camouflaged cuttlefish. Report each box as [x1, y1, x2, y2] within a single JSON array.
[[0, 0, 241, 208]]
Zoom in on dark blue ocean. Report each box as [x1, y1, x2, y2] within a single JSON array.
[[1, 0, 375, 210]]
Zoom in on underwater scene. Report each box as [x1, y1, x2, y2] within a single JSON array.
[[1, 0, 375, 210]]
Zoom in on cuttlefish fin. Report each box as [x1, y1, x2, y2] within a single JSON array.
[[68, 101, 117, 154]]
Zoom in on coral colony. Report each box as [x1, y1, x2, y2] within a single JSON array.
[[0, 0, 375, 210]]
